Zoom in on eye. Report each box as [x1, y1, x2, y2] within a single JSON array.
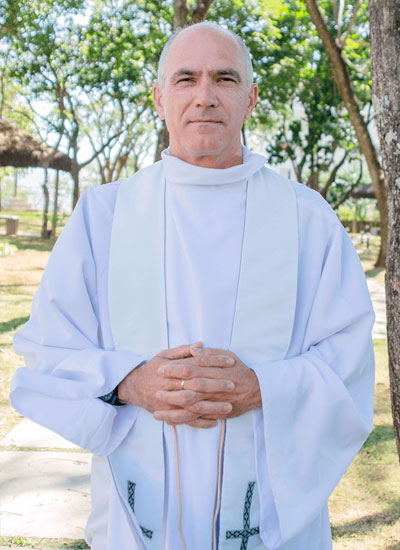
[[218, 77, 236, 83]]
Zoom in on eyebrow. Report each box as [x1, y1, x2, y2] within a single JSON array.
[[170, 68, 242, 82], [216, 69, 242, 81]]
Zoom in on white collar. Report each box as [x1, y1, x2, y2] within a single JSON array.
[[161, 146, 267, 186]]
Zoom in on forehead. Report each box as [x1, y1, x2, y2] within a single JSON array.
[[164, 28, 246, 80]]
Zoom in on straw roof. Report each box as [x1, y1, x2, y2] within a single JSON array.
[[0, 118, 72, 172]]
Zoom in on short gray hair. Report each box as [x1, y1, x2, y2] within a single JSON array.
[[157, 21, 254, 90]]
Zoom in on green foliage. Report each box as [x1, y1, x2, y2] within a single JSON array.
[[239, 0, 371, 203], [78, 0, 172, 100], [0, 0, 373, 201], [1, 0, 160, 183]]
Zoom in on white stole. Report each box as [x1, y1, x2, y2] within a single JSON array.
[[107, 160, 298, 549]]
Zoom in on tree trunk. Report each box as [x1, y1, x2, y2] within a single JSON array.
[[307, 170, 319, 192], [304, 0, 387, 267], [370, 0, 400, 463], [41, 168, 51, 239], [174, 0, 189, 29], [352, 198, 358, 234], [241, 126, 247, 147], [155, 123, 170, 162], [71, 163, 80, 210], [155, 0, 190, 158], [154, 0, 214, 159], [191, 0, 214, 23], [51, 169, 60, 237]]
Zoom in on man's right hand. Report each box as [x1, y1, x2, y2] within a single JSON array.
[[117, 344, 234, 428]]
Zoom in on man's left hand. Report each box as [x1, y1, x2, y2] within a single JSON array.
[[153, 347, 262, 427]]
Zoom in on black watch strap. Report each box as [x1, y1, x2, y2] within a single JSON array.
[[99, 386, 126, 406]]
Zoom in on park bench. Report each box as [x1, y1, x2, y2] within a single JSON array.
[[0, 214, 19, 235]]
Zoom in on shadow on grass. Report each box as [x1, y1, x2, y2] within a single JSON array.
[[0, 315, 30, 333], [0, 235, 57, 252], [332, 501, 400, 539], [363, 424, 395, 452], [1, 283, 39, 290], [355, 425, 397, 484], [365, 266, 385, 280]]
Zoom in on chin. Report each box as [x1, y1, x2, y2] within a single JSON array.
[[187, 139, 222, 157]]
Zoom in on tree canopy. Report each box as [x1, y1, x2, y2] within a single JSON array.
[[0, 0, 377, 217]]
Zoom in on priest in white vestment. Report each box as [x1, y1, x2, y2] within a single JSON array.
[[10, 22, 375, 550]]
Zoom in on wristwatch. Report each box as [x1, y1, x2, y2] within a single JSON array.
[[99, 386, 126, 406]]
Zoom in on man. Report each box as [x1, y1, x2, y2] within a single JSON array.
[[10, 22, 374, 550]]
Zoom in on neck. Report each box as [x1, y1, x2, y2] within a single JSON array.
[[169, 147, 243, 169]]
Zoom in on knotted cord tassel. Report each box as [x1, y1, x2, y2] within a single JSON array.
[[172, 424, 187, 550], [213, 418, 226, 550], [173, 418, 226, 550]]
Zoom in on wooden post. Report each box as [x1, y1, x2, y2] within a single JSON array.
[[352, 198, 358, 234]]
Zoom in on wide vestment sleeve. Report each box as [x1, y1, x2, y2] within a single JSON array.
[[251, 185, 375, 549], [10, 185, 143, 456]]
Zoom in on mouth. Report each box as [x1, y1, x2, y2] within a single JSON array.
[[189, 120, 222, 124]]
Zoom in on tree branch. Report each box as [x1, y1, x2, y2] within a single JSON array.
[[339, 0, 361, 48], [191, 0, 214, 23], [320, 150, 348, 198], [173, 0, 189, 30], [79, 130, 123, 168], [304, 0, 385, 234], [332, 157, 364, 209], [333, 0, 338, 25], [337, 0, 345, 42], [332, 180, 358, 209]]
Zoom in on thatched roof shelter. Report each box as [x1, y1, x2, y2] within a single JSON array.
[[0, 118, 72, 172]]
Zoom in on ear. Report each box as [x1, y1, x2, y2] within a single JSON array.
[[244, 83, 258, 120], [153, 83, 165, 120]]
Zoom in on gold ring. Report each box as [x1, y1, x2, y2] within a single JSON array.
[[181, 379, 185, 390]]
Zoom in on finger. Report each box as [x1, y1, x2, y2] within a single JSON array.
[[159, 342, 203, 360], [180, 378, 235, 393], [190, 343, 204, 355], [159, 356, 234, 378], [186, 400, 232, 416], [175, 354, 234, 368], [185, 418, 218, 428], [153, 408, 201, 424], [199, 347, 234, 357], [190, 342, 203, 350], [156, 389, 207, 407], [190, 353, 235, 367], [160, 364, 235, 381], [181, 353, 234, 367]]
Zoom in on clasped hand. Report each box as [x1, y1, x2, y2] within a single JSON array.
[[117, 343, 261, 428]]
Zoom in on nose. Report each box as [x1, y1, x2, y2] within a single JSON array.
[[194, 78, 219, 108]]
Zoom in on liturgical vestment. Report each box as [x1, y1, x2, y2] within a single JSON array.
[[10, 147, 375, 550]]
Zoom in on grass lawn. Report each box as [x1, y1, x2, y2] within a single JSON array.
[[0, 210, 68, 441], [329, 338, 400, 549], [0, 210, 69, 237], [0, 536, 89, 548], [0, 212, 398, 549]]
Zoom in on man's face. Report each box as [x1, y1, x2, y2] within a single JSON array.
[[153, 28, 258, 169]]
